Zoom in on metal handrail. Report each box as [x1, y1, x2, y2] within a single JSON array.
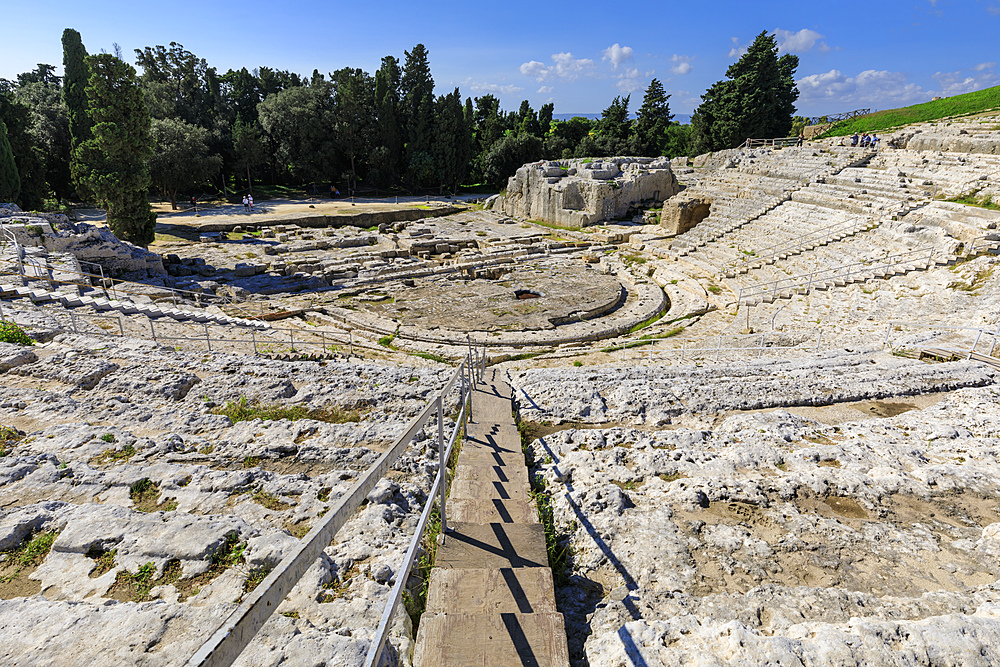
[[737, 247, 936, 304], [883, 320, 1000, 359], [185, 343, 485, 667], [728, 210, 882, 273], [364, 343, 485, 667], [612, 328, 823, 364]]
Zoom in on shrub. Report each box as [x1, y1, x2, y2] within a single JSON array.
[[0, 321, 35, 346]]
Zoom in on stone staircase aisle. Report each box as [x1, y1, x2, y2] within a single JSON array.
[[413, 368, 569, 667]]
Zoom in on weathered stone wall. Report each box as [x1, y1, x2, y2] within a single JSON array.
[[496, 157, 679, 227], [660, 194, 714, 235]]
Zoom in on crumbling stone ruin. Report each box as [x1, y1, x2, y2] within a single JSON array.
[[494, 156, 679, 227]]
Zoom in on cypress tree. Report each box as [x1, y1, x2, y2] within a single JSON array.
[[62, 29, 90, 148], [373, 56, 403, 186], [0, 120, 21, 204], [401, 44, 435, 186], [73, 54, 156, 247]]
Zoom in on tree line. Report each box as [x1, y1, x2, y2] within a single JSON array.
[[0, 29, 798, 246]]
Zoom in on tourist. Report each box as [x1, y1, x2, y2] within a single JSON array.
[[871, 134, 880, 151], [851, 133, 859, 147], [242, 195, 249, 213], [248, 194, 254, 212], [797, 135, 804, 147]]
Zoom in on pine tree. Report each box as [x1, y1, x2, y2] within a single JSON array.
[[433, 88, 472, 193], [0, 120, 21, 204], [72, 54, 156, 247], [690, 31, 799, 153], [632, 79, 673, 156]]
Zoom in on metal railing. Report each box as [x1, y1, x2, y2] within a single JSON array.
[[364, 337, 486, 667], [726, 210, 883, 275], [185, 341, 486, 667], [0, 297, 354, 357], [884, 320, 1000, 362], [608, 328, 823, 364], [808, 109, 871, 125], [737, 247, 936, 305], [742, 137, 801, 149]]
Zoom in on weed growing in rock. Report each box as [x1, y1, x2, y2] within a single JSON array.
[[0, 321, 35, 346], [0, 530, 57, 584], [129, 478, 178, 512], [213, 397, 361, 424], [0, 425, 24, 457], [252, 489, 291, 511], [87, 547, 117, 578], [90, 444, 136, 465], [100, 433, 115, 443]]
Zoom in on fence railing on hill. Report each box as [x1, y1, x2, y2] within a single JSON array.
[[0, 297, 355, 357], [725, 210, 884, 275], [737, 247, 937, 305], [808, 109, 871, 125], [884, 320, 1000, 367], [741, 137, 801, 149], [607, 328, 824, 364], [184, 341, 485, 667]]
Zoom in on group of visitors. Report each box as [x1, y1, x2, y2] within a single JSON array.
[[241, 194, 254, 213], [850, 133, 880, 150]]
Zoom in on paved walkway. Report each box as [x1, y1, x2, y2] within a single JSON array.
[[414, 368, 569, 666]]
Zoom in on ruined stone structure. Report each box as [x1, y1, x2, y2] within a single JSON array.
[[495, 157, 679, 227]]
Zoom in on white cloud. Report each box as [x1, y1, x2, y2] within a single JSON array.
[[989, 5, 1000, 15], [728, 37, 748, 58], [797, 69, 929, 109], [670, 54, 694, 75], [615, 67, 643, 94], [520, 52, 596, 81], [933, 63, 1000, 96], [537, 85, 553, 94], [774, 28, 828, 54], [602, 43, 634, 70], [467, 81, 524, 96]]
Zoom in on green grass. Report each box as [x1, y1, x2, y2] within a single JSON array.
[[408, 351, 451, 364], [1, 531, 57, 583], [0, 425, 24, 457], [949, 192, 1000, 211], [821, 85, 1000, 137], [526, 218, 582, 232], [213, 396, 362, 424], [90, 444, 137, 465], [130, 479, 178, 513]]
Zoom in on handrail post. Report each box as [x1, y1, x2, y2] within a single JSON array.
[[205, 323, 212, 352], [149, 319, 156, 342], [969, 329, 984, 359], [437, 394, 447, 542], [252, 328, 258, 355]]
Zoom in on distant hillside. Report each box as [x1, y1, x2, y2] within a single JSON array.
[[821, 85, 1000, 137], [553, 113, 693, 124]]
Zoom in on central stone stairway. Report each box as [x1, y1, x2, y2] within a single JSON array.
[[413, 368, 570, 666]]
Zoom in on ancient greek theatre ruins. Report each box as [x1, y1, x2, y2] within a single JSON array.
[[2, 114, 1000, 666]]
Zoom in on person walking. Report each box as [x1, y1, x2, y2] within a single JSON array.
[[871, 134, 880, 151], [248, 194, 254, 212], [851, 133, 859, 147], [242, 195, 249, 213]]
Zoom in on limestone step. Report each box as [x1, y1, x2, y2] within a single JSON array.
[[414, 612, 569, 667], [424, 568, 557, 615]]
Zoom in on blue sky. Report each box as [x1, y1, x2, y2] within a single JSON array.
[[2, 0, 999, 118]]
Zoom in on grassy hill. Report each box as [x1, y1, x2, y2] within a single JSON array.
[[820, 85, 1000, 137]]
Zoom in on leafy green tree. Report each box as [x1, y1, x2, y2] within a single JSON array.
[[220, 67, 261, 125], [257, 81, 336, 183], [400, 44, 435, 186], [148, 117, 222, 209], [690, 31, 799, 153], [0, 91, 46, 209], [632, 79, 673, 156], [72, 54, 156, 247], [62, 29, 90, 150], [662, 122, 691, 158], [15, 75, 72, 202], [231, 118, 264, 193], [481, 132, 542, 189], [0, 121, 20, 204], [134, 43, 215, 127], [332, 67, 376, 193]]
